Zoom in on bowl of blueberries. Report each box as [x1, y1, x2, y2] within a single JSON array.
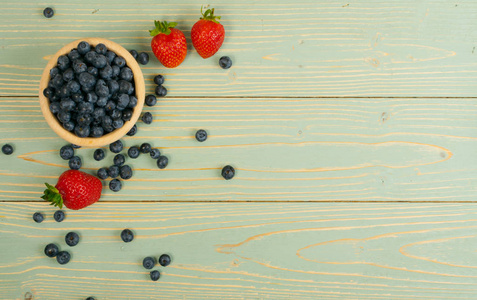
[[39, 38, 145, 147]]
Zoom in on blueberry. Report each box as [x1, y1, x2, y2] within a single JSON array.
[[129, 50, 138, 59], [43, 7, 54, 18], [78, 101, 94, 114], [195, 129, 207, 142], [62, 68, 74, 82], [120, 67, 133, 82], [140, 143, 151, 154], [72, 59, 87, 74], [137, 52, 149, 65], [85, 51, 98, 64], [110, 140, 123, 153], [150, 270, 160, 281], [50, 93, 60, 102], [58, 86, 71, 98], [120, 228, 133, 242], [117, 94, 130, 108], [145, 94, 157, 107], [60, 99, 75, 111], [143, 257, 155, 269], [219, 56, 233, 69], [69, 156, 82, 170], [91, 126, 104, 137], [63, 121, 75, 131], [49, 102, 60, 114], [66, 80, 80, 94], [77, 114, 92, 126], [33, 212, 44, 223], [2, 144, 14, 155], [150, 148, 161, 159], [119, 80, 134, 95], [155, 85, 167, 97], [128, 95, 138, 108], [109, 178, 122, 192], [86, 297, 96, 300], [109, 109, 121, 120], [127, 147, 140, 159], [112, 65, 120, 78], [112, 118, 124, 129], [106, 51, 116, 64], [93, 149, 105, 161], [142, 112, 153, 124], [75, 125, 90, 138], [159, 254, 171, 267], [99, 65, 113, 80], [153, 74, 164, 85], [102, 115, 113, 128], [113, 154, 125, 166], [54, 210, 65, 222], [57, 55, 70, 71], [96, 96, 108, 107], [105, 100, 116, 113], [77, 41, 91, 55], [60, 145, 74, 160], [51, 74, 64, 89], [113, 56, 126, 68], [107, 80, 119, 94], [78, 72, 96, 89], [68, 49, 81, 61], [87, 66, 99, 77], [95, 43, 107, 55], [56, 251, 71, 265], [221, 165, 235, 180], [57, 111, 71, 123], [157, 156, 168, 169], [97, 167, 109, 180], [95, 79, 109, 97], [50, 67, 60, 78], [126, 124, 137, 136], [92, 54, 107, 69], [120, 165, 132, 180], [65, 232, 80, 247], [44, 243, 59, 257], [122, 109, 133, 121], [71, 144, 81, 149], [93, 107, 106, 119], [85, 92, 98, 105], [108, 165, 120, 178]]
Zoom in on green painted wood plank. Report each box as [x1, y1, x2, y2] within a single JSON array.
[[1, 0, 477, 97], [0, 97, 475, 201], [0, 202, 476, 299]]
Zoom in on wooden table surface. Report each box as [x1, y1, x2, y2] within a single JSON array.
[[1, 1, 477, 299]]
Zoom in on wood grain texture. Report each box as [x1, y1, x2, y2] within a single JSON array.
[[1, 0, 477, 97], [0, 96, 475, 201], [0, 202, 476, 300]]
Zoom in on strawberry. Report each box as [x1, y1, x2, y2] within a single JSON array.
[[149, 20, 187, 68], [41, 170, 102, 210], [191, 7, 225, 59]]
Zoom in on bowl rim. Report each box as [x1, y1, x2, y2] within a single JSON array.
[[38, 38, 145, 147]]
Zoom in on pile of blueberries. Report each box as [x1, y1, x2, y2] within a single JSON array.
[[43, 41, 139, 138]]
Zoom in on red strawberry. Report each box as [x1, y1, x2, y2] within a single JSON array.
[[41, 170, 102, 210], [149, 20, 187, 68], [191, 7, 225, 59]]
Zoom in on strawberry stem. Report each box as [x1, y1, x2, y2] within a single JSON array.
[[41, 183, 64, 209], [149, 20, 178, 36], [200, 6, 221, 24]]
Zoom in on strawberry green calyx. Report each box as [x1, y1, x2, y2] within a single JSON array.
[[200, 6, 221, 24], [149, 20, 178, 36], [41, 183, 63, 209]]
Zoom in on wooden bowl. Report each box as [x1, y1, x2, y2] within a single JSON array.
[[39, 38, 145, 147]]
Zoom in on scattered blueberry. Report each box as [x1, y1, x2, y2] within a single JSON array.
[[120, 229, 134, 242], [222, 165, 235, 180], [43, 7, 54, 18], [56, 251, 71, 265], [33, 212, 44, 223], [219, 56, 232, 69], [69, 156, 82, 170], [195, 129, 207, 142], [65, 232, 80, 247], [137, 52, 149, 65], [143, 257, 155, 269], [145, 94, 157, 107], [159, 254, 171, 267], [157, 156, 168, 169], [110, 178, 122, 192], [2, 144, 14, 155], [153, 74, 164, 85], [44, 243, 59, 257], [129, 50, 138, 59], [59, 145, 74, 160], [109, 140, 123, 153], [97, 167, 109, 180], [139, 143, 151, 154], [155, 85, 167, 97], [128, 146, 140, 158], [93, 149, 105, 161], [108, 165, 120, 178], [141, 112, 153, 124], [54, 210, 65, 222], [86, 297, 96, 300], [120, 165, 132, 180], [114, 154, 125, 166], [150, 270, 160, 281], [150, 148, 161, 159], [126, 124, 137, 136]]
